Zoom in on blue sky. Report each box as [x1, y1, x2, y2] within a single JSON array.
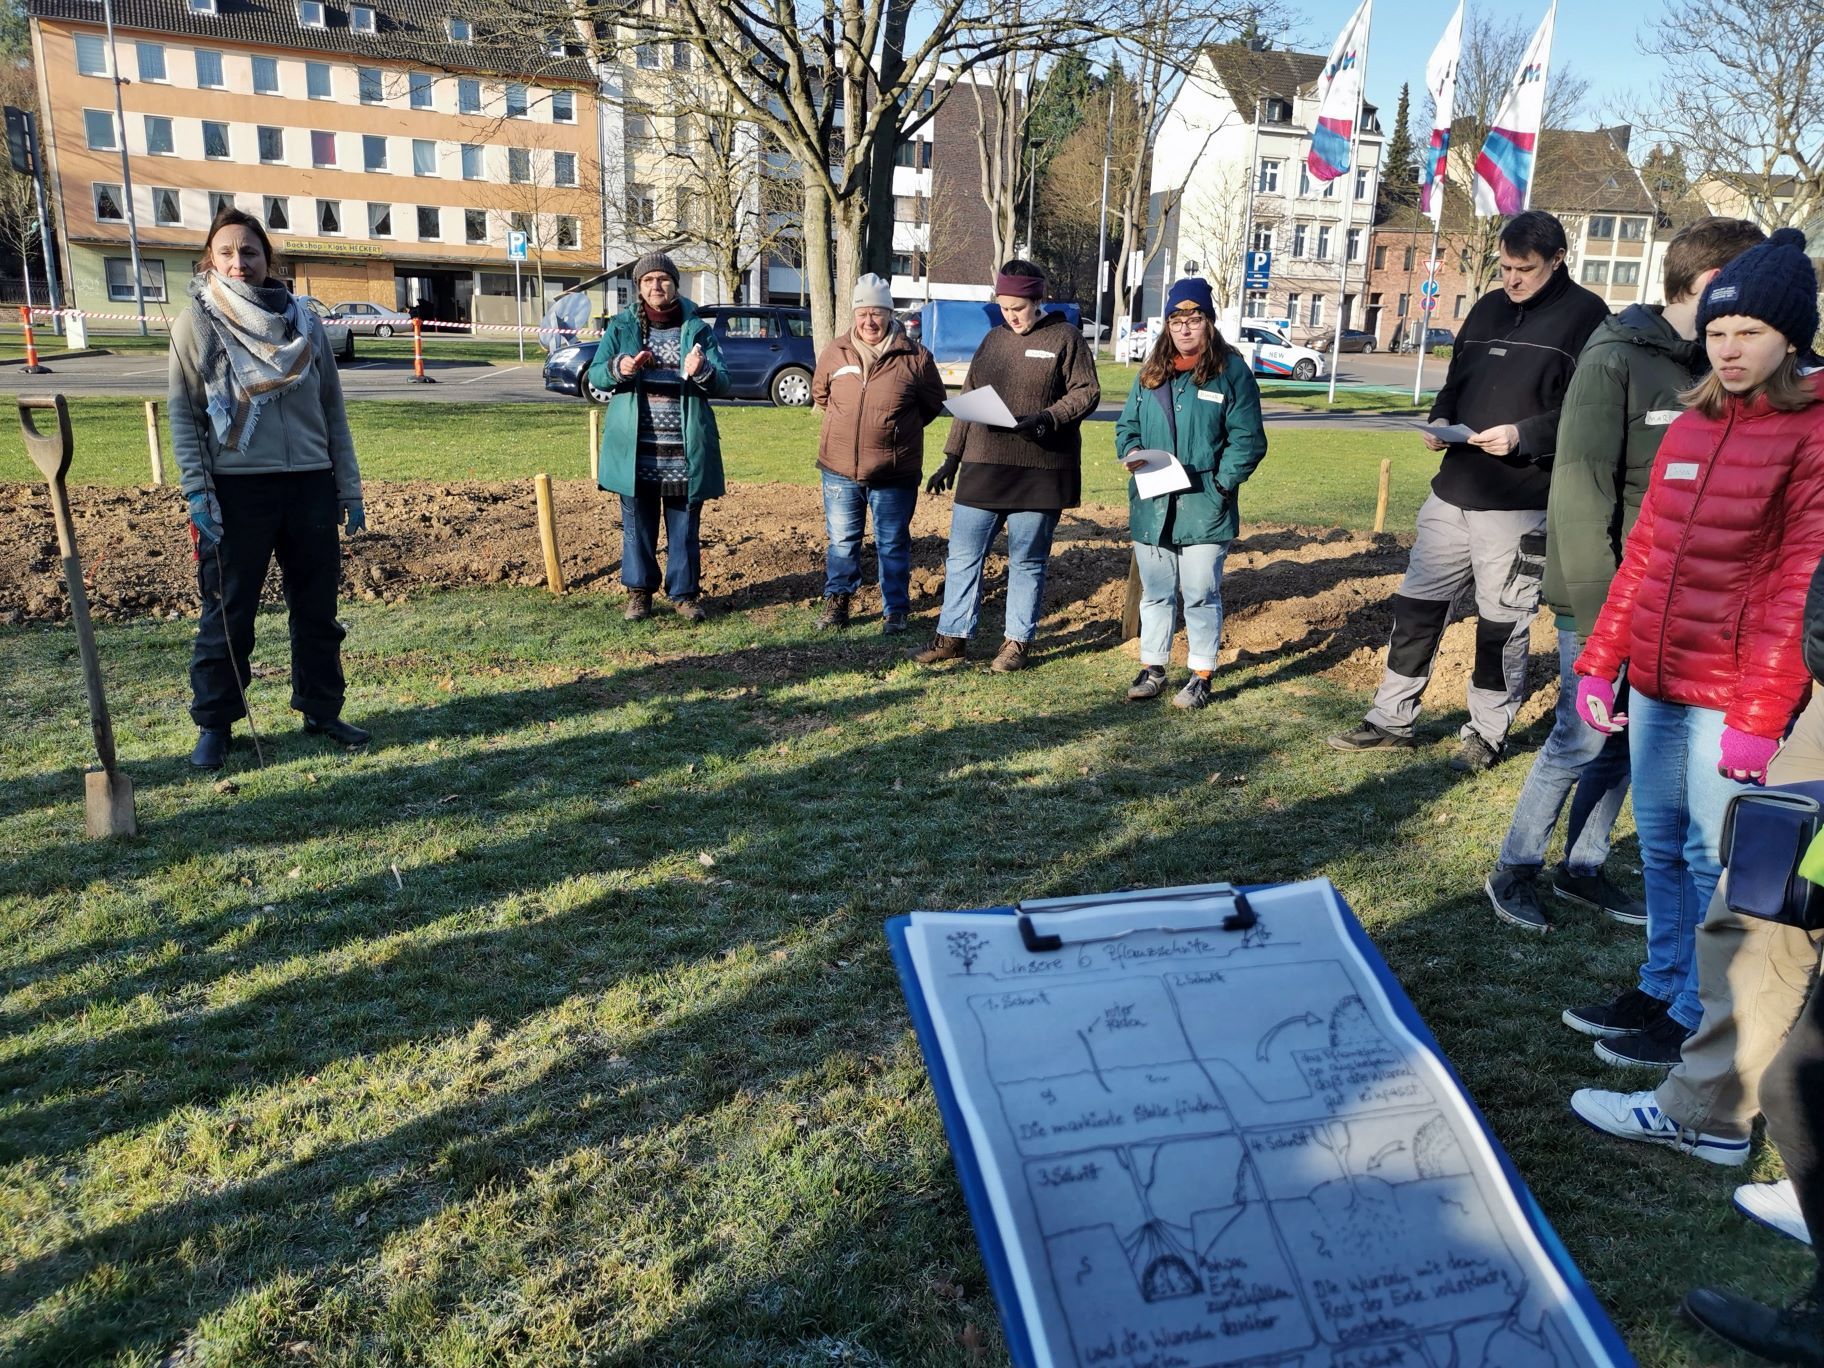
[[1283, 0, 1665, 133]]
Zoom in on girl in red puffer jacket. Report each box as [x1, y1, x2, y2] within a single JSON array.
[[1564, 228, 1824, 1070]]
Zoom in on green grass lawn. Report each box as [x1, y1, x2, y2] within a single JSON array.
[[43, 398, 1440, 533], [0, 581, 1801, 1366]]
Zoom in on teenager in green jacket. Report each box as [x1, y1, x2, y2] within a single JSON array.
[[1114, 278, 1268, 709], [587, 252, 730, 622]]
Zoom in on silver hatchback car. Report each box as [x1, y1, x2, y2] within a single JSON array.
[[329, 301, 414, 337]]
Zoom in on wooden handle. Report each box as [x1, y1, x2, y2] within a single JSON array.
[[16, 393, 72, 483]]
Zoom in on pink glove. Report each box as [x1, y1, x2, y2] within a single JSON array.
[[1575, 676, 1628, 734], [1719, 726, 1779, 784]]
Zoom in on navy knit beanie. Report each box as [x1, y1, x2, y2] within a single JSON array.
[[1697, 227, 1819, 349], [1165, 277, 1215, 316]]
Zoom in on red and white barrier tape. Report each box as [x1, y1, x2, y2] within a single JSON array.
[[14, 304, 602, 339]]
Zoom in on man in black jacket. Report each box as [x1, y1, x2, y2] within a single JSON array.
[[1329, 211, 1609, 772]]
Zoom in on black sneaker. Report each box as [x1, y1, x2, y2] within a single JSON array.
[[1448, 732, 1501, 773], [1596, 1013, 1695, 1069], [1126, 666, 1167, 702], [1327, 721, 1415, 752], [1172, 675, 1212, 710], [880, 611, 909, 636], [1487, 866, 1550, 933], [1551, 864, 1648, 926], [1562, 986, 1670, 1039], [1683, 1285, 1824, 1367]]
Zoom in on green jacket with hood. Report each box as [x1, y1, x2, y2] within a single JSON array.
[[1543, 303, 1703, 636], [587, 299, 731, 503]]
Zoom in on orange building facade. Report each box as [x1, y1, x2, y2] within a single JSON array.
[[28, 0, 602, 327]]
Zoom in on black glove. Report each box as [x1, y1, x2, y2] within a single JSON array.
[[1213, 481, 1234, 502], [1012, 411, 1054, 440], [925, 457, 960, 495]]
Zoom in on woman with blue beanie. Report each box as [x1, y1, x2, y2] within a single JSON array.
[[1113, 278, 1268, 709], [1564, 228, 1824, 1075]]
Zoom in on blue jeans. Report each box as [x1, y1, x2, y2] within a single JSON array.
[[1628, 691, 1752, 1029], [1496, 628, 1631, 872], [820, 471, 917, 614], [1134, 540, 1231, 671], [935, 503, 1060, 643], [620, 493, 701, 600]]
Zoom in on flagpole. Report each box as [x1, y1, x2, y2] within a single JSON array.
[[1233, 94, 1263, 324], [1522, 1, 1557, 213], [1327, 0, 1370, 406], [1412, 219, 1441, 403]]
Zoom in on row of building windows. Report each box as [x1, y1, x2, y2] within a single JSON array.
[[91, 181, 581, 247], [1255, 159, 1372, 202], [1582, 259, 1642, 287], [80, 111, 579, 185], [1585, 215, 1649, 242], [1241, 289, 1329, 327], [1247, 223, 1365, 263], [72, 33, 577, 120]]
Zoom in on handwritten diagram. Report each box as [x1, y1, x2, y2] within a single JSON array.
[[900, 879, 1629, 1368]]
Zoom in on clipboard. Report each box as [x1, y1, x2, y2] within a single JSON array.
[[886, 879, 1636, 1368]]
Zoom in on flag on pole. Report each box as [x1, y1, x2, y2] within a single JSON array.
[[1420, 1, 1464, 224], [1306, 0, 1372, 183], [1473, 3, 1555, 215]]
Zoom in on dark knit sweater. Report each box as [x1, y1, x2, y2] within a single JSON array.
[[943, 311, 1101, 470]]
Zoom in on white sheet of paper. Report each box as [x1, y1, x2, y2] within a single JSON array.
[[1417, 421, 1477, 444], [1126, 447, 1193, 499], [944, 385, 1019, 429]]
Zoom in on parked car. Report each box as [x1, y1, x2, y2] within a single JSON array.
[[296, 295, 355, 362], [329, 301, 414, 337], [1394, 325, 1455, 353], [543, 304, 817, 407], [1313, 328, 1377, 353], [1237, 324, 1327, 382]]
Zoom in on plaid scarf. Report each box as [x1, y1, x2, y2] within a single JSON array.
[[187, 272, 314, 452]]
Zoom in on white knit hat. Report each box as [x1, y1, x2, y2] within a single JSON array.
[[852, 273, 894, 309]]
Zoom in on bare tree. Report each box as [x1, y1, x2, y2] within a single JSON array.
[[964, 51, 1028, 267], [921, 167, 971, 298], [1176, 163, 1271, 313], [1634, 0, 1824, 230], [0, 60, 48, 305]]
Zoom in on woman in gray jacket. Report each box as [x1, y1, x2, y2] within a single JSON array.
[[169, 208, 367, 770]]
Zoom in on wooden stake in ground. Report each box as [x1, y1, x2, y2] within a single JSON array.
[[144, 399, 163, 485], [16, 394, 137, 837], [535, 472, 566, 594], [587, 407, 600, 484], [1374, 458, 1392, 535]]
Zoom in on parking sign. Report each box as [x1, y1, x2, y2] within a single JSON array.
[[508, 231, 529, 261]]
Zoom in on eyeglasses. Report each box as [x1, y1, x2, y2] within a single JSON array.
[[1166, 315, 1206, 330]]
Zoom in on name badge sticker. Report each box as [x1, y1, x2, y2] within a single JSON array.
[[1197, 390, 1224, 404], [1489, 346, 1509, 356], [832, 365, 862, 378], [1644, 409, 1681, 426], [1024, 348, 1056, 359], [1665, 461, 1701, 481]]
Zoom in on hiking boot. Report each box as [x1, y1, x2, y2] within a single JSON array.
[[624, 590, 653, 622], [1327, 721, 1415, 752], [1562, 986, 1670, 1039], [1596, 1013, 1696, 1069], [1173, 674, 1212, 710], [674, 596, 708, 623], [912, 633, 967, 665], [1551, 863, 1648, 926], [989, 638, 1029, 673], [1126, 666, 1167, 702], [1682, 1285, 1824, 1366], [1487, 865, 1551, 934], [304, 716, 371, 747], [190, 726, 230, 770], [1569, 1088, 1751, 1166], [1736, 1180, 1813, 1247], [1448, 731, 1501, 773], [880, 611, 909, 636], [815, 593, 852, 630]]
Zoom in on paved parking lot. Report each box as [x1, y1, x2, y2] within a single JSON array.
[[0, 350, 571, 403]]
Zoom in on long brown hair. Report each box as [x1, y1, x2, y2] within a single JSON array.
[[1679, 352, 1817, 419], [1139, 313, 1236, 389]]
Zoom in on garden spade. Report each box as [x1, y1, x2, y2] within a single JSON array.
[[17, 395, 137, 837]]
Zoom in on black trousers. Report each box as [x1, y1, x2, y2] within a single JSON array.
[[189, 470, 346, 729], [1761, 969, 1824, 1291]]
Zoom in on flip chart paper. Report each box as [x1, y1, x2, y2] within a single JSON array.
[[1126, 448, 1193, 499], [1416, 421, 1477, 444], [945, 386, 1019, 428], [896, 879, 1630, 1368]]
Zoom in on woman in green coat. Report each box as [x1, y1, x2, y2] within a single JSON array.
[[1114, 278, 1268, 709], [587, 252, 730, 622]]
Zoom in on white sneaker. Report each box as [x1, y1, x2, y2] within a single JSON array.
[[1569, 1088, 1752, 1167], [1734, 1179, 1813, 1246]]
